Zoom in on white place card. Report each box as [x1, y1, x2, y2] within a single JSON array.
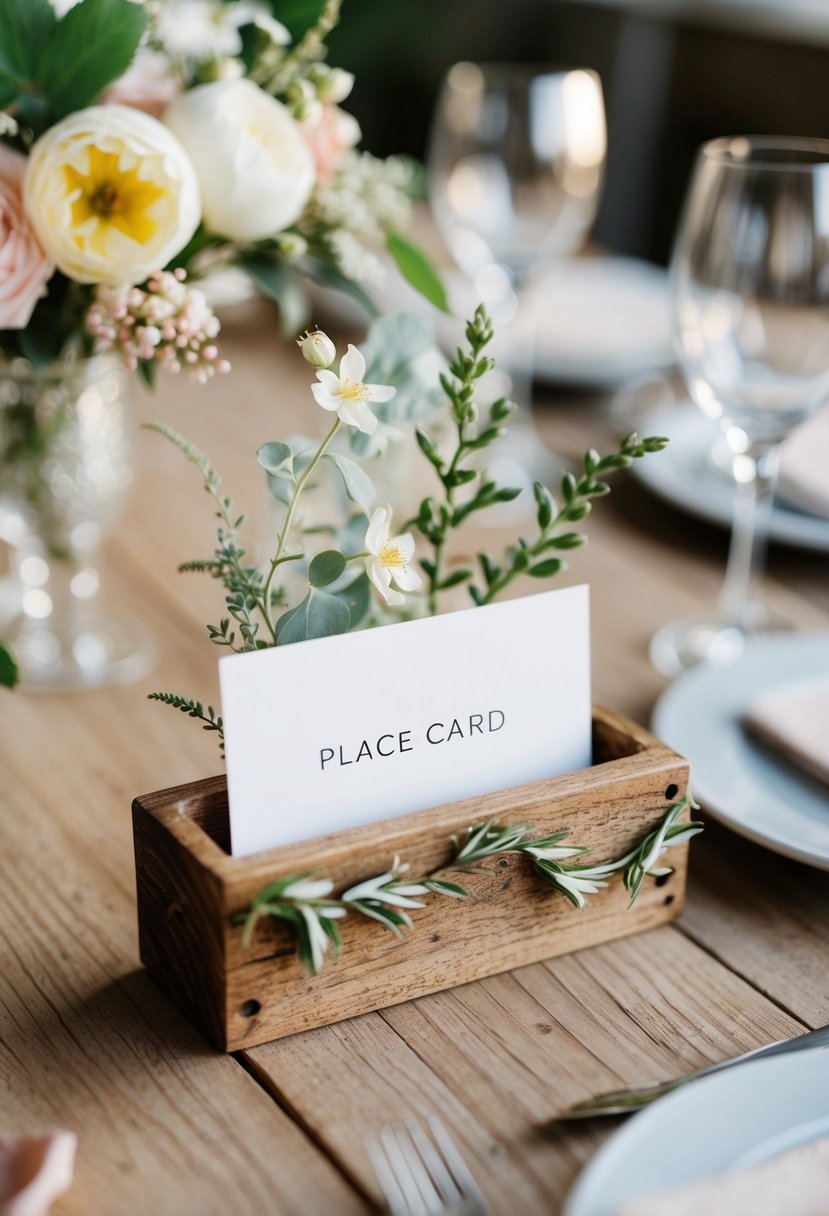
[[220, 585, 591, 856]]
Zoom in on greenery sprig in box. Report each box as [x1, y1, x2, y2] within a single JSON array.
[[131, 304, 701, 1050]]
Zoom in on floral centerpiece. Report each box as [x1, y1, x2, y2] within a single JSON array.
[[0, 0, 441, 688], [0, 0, 440, 376]]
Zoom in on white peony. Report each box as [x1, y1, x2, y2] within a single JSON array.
[[24, 105, 200, 286], [163, 79, 315, 242]]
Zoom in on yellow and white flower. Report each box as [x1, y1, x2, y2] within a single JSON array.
[[311, 343, 395, 435], [24, 105, 199, 286], [364, 505, 421, 607], [163, 78, 315, 241]]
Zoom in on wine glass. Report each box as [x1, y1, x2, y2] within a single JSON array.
[[650, 136, 829, 676], [427, 62, 606, 482]]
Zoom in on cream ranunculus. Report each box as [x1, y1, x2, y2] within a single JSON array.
[[24, 105, 200, 286], [163, 79, 315, 241]]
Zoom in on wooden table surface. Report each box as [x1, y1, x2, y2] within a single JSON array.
[[2, 297, 828, 1215]]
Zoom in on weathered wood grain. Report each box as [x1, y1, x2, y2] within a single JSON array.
[[245, 925, 805, 1214], [133, 708, 690, 1049]]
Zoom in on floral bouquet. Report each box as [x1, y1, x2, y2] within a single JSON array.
[[0, 0, 441, 381]]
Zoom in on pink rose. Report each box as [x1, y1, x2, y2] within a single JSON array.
[[102, 50, 180, 119], [0, 145, 53, 330], [302, 103, 361, 186]]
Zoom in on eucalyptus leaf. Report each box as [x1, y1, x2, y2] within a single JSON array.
[[40, 0, 146, 118], [359, 312, 445, 424], [242, 256, 309, 337], [334, 572, 370, 629], [322, 451, 375, 511], [276, 588, 350, 644], [308, 549, 346, 588], [257, 441, 294, 480]]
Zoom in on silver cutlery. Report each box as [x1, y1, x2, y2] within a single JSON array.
[[365, 1116, 490, 1216], [557, 1024, 829, 1119]]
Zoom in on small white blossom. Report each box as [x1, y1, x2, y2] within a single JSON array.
[[364, 505, 421, 607], [297, 329, 336, 369], [311, 343, 395, 434]]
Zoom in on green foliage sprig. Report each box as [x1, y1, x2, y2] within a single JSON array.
[[411, 305, 669, 614], [236, 797, 702, 975]]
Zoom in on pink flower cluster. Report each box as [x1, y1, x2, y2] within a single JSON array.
[[86, 268, 230, 383]]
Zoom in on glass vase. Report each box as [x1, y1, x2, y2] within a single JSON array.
[[0, 354, 152, 690]]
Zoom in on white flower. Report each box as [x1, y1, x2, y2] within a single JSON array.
[[163, 78, 315, 241], [24, 105, 200, 286], [297, 329, 336, 369], [311, 344, 395, 435], [156, 0, 288, 60], [364, 505, 422, 607]]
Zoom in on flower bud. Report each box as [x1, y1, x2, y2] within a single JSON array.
[[310, 66, 355, 104], [297, 329, 336, 368], [276, 232, 308, 261]]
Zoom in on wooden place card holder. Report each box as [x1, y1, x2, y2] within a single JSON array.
[[132, 705, 691, 1052]]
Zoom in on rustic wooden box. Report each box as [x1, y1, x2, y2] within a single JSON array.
[[132, 705, 690, 1052]]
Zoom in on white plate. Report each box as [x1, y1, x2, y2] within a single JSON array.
[[651, 635, 829, 870], [631, 403, 829, 553], [564, 1048, 829, 1216], [528, 256, 674, 387]]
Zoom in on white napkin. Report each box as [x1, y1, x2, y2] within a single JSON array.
[[617, 1133, 829, 1216], [779, 403, 829, 519], [743, 681, 829, 787], [0, 1132, 76, 1216]]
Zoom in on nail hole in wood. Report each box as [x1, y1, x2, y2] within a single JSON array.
[[430, 932, 441, 943], [665, 783, 678, 800], [498, 857, 510, 868], [663, 894, 675, 907], [239, 999, 261, 1019]]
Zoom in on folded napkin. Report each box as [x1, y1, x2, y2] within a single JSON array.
[[617, 1133, 829, 1216], [779, 404, 829, 519], [0, 1132, 76, 1216], [744, 681, 829, 787]]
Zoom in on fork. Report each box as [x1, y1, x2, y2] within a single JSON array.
[[365, 1116, 490, 1216]]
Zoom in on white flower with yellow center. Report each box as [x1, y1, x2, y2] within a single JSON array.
[[311, 344, 395, 435], [24, 105, 199, 286], [364, 505, 421, 607]]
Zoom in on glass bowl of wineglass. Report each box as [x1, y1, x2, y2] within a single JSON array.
[[427, 62, 606, 484], [650, 135, 829, 676]]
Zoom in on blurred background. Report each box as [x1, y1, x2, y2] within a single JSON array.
[[330, 0, 829, 264]]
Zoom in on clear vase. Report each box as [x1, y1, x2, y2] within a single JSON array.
[[0, 354, 152, 690]]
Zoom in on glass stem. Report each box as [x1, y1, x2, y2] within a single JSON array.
[[717, 440, 780, 629]]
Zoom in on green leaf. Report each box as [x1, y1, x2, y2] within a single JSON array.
[[257, 441, 294, 480], [267, 0, 326, 40], [40, 0, 146, 118], [334, 572, 371, 629], [0, 641, 18, 690], [533, 482, 554, 530], [386, 232, 450, 313], [528, 558, 563, 578], [0, 0, 55, 88], [297, 254, 378, 319], [360, 313, 446, 425], [276, 588, 350, 644], [308, 549, 346, 588], [242, 256, 309, 338], [322, 451, 375, 511]]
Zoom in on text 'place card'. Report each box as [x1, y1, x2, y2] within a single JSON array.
[[220, 584, 591, 856]]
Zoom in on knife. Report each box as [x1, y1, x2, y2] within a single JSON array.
[[556, 1024, 829, 1119]]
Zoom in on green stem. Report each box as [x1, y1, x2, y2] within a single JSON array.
[[261, 416, 342, 638]]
